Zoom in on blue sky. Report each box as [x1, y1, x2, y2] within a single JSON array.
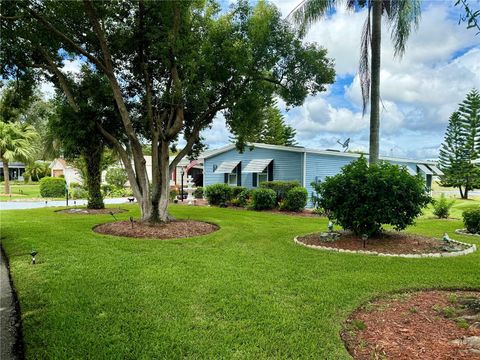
[[203, 0, 480, 160]]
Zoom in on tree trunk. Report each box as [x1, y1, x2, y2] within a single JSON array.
[[464, 188, 469, 200], [2, 158, 10, 194], [459, 186, 464, 199], [84, 148, 104, 209], [369, 0, 382, 164], [148, 141, 173, 223]]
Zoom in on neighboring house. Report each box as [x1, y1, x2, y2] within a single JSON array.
[[49, 159, 83, 185], [0, 161, 26, 181], [202, 143, 443, 207]]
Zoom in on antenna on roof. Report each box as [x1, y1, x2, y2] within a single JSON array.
[[337, 138, 350, 152]]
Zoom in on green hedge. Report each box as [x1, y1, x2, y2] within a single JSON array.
[[39, 177, 66, 198], [252, 188, 276, 210], [260, 181, 300, 202], [205, 183, 233, 206], [282, 186, 308, 212], [463, 209, 480, 234]]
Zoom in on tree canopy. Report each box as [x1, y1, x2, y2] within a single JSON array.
[[1, 0, 335, 222]]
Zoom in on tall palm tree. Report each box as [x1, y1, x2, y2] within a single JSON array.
[[290, 0, 421, 163], [0, 121, 38, 194]]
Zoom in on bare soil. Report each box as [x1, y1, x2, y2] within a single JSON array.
[[297, 231, 467, 254], [57, 208, 127, 215], [342, 290, 480, 360], [93, 220, 219, 239]]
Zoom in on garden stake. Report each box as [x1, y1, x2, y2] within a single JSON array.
[[130, 216, 134, 229]]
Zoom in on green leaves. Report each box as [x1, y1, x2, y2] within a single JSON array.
[[312, 157, 432, 236]]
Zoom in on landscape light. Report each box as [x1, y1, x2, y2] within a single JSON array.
[[130, 216, 134, 229], [109, 211, 117, 221], [30, 250, 37, 265], [362, 234, 368, 249]]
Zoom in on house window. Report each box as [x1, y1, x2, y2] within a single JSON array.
[[253, 168, 268, 187], [228, 167, 238, 186]]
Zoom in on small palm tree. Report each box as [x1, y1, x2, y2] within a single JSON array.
[[0, 121, 38, 194], [290, 0, 421, 163]]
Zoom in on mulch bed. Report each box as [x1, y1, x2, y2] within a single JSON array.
[[93, 220, 219, 239], [297, 231, 465, 254], [57, 208, 127, 215], [342, 290, 480, 360]]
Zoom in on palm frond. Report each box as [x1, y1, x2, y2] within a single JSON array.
[[387, 0, 421, 57], [288, 0, 338, 35]]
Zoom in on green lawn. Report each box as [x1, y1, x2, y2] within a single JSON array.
[[0, 183, 43, 201], [1, 205, 480, 359], [422, 197, 480, 219]]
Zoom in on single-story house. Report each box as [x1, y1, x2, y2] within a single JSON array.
[[0, 161, 26, 181], [202, 143, 443, 206], [50, 158, 83, 185]]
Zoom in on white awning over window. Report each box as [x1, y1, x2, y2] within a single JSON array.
[[427, 164, 444, 176], [214, 160, 240, 174], [417, 164, 433, 175], [405, 167, 417, 176], [243, 159, 273, 173]]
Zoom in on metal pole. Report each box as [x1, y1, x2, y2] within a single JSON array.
[[181, 172, 184, 202]]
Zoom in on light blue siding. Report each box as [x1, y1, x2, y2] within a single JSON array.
[[204, 147, 303, 189]]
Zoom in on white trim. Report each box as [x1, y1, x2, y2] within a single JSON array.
[[214, 160, 241, 174], [303, 151, 307, 187]]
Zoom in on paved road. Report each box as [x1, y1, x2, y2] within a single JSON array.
[[0, 197, 131, 211], [0, 250, 20, 360]]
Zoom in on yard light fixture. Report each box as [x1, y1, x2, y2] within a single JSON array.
[[130, 216, 134, 229], [180, 168, 185, 202], [30, 250, 37, 265], [328, 221, 333, 233], [109, 211, 117, 221], [362, 234, 368, 249]]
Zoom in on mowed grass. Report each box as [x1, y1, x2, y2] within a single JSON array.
[[0, 183, 43, 201], [422, 196, 480, 219], [1, 205, 480, 359]]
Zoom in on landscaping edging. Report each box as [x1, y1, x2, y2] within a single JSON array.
[[455, 229, 480, 237], [294, 234, 477, 258]]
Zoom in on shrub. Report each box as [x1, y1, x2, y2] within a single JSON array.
[[39, 177, 66, 198], [170, 189, 178, 201], [193, 186, 204, 199], [252, 188, 277, 210], [283, 186, 308, 212], [432, 194, 455, 219], [312, 157, 432, 236], [204, 183, 233, 206], [260, 181, 300, 202], [105, 167, 128, 188], [232, 186, 247, 199], [237, 189, 253, 207], [463, 209, 480, 234], [71, 187, 88, 199]]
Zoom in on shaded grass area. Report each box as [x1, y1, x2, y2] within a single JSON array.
[[1, 205, 480, 359]]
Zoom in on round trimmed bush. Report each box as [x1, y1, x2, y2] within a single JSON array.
[[463, 209, 480, 234], [252, 188, 276, 210], [237, 189, 253, 207], [312, 157, 432, 236], [260, 181, 300, 202], [232, 186, 247, 199], [432, 194, 455, 219], [283, 186, 308, 212], [204, 183, 233, 206], [193, 186, 204, 199], [39, 177, 66, 198]]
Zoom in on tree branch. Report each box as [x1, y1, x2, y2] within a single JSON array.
[[28, 7, 108, 74]]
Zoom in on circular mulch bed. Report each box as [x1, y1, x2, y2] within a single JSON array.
[[296, 231, 471, 255], [342, 290, 480, 360], [57, 208, 127, 215], [93, 220, 219, 239]]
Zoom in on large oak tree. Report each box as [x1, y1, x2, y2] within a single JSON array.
[[1, 0, 335, 222]]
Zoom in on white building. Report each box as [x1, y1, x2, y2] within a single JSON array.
[[49, 159, 83, 185]]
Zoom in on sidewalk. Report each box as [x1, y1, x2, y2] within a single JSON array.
[[0, 249, 21, 360]]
